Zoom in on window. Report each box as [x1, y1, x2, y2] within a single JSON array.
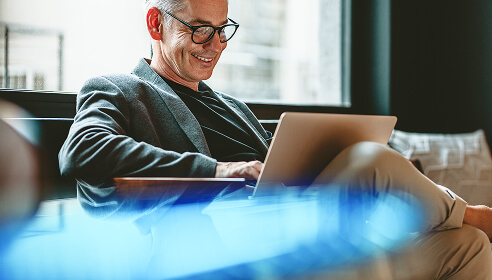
[[0, 0, 149, 93], [209, 0, 346, 106], [0, 0, 347, 106]]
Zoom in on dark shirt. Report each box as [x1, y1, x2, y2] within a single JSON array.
[[164, 78, 265, 162]]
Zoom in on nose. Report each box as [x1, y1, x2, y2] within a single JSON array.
[[204, 30, 226, 52]]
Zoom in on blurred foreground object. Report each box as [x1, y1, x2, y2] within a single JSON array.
[[0, 188, 425, 280], [0, 100, 43, 251]]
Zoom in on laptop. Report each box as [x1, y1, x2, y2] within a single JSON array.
[[251, 112, 397, 197], [115, 112, 397, 200]]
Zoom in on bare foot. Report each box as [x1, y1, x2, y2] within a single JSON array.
[[463, 205, 492, 241]]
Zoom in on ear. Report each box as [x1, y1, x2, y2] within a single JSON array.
[[146, 8, 162, 41]]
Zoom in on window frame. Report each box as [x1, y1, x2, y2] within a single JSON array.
[[0, 0, 354, 120]]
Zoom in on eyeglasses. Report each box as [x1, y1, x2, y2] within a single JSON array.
[[164, 11, 239, 44]]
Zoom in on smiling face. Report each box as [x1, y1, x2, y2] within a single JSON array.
[[151, 0, 229, 90]]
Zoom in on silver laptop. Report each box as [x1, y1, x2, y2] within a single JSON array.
[[252, 112, 397, 197], [115, 112, 397, 200]]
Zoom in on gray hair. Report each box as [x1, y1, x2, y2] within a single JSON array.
[[144, 0, 187, 27]]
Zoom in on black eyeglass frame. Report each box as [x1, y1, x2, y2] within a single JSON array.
[[164, 10, 239, 44]]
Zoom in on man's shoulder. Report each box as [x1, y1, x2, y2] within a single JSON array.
[[83, 58, 157, 90], [80, 71, 159, 97], [86, 72, 145, 87]]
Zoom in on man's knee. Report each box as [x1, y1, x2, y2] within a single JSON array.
[[336, 141, 408, 178], [313, 141, 405, 186], [345, 141, 401, 167]]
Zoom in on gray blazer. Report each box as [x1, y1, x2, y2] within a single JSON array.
[[59, 58, 270, 186]]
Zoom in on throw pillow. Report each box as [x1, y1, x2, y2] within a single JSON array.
[[389, 129, 492, 206]]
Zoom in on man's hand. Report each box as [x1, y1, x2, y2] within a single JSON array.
[[215, 161, 264, 180]]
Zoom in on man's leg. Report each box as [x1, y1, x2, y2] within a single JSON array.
[[316, 225, 491, 280], [312, 141, 468, 232], [311, 141, 492, 279], [411, 224, 492, 280]]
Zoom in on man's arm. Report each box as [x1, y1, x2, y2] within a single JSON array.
[[59, 76, 217, 183]]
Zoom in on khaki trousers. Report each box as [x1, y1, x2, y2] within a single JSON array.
[[312, 141, 492, 279]]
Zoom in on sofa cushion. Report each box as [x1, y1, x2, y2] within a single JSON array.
[[389, 129, 492, 206]]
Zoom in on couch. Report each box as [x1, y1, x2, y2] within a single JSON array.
[[2, 89, 491, 206], [389, 129, 492, 207]]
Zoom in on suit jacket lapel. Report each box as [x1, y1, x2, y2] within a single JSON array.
[[223, 99, 270, 155], [203, 84, 269, 155], [132, 59, 212, 156]]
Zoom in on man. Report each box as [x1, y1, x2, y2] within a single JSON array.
[[59, 0, 492, 278]]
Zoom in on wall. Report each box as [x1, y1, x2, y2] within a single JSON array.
[[350, 0, 391, 116], [390, 1, 492, 142], [349, 0, 492, 147]]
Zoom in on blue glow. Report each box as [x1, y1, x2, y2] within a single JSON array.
[[0, 187, 424, 280]]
